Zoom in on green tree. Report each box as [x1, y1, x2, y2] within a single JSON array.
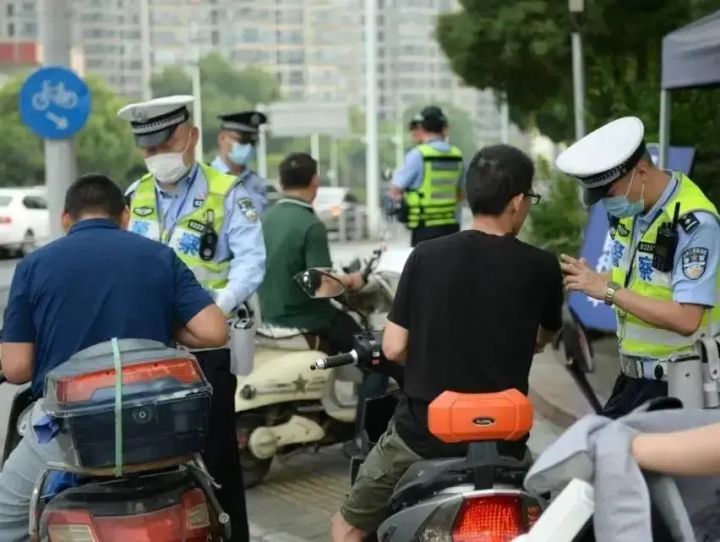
[[0, 74, 143, 188], [151, 53, 281, 160], [437, 0, 720, 250]]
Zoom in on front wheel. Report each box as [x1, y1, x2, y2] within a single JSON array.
[[236, 416, 273, 488]]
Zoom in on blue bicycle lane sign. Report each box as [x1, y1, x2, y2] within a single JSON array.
[[19, 65, 91, 139]]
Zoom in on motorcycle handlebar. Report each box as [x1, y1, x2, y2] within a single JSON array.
[[311, 351, 358, 371]]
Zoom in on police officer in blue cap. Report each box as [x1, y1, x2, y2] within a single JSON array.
[[558, 116, 720, 418], [120, 95, 265, 541], [211, 111, 269, 213]]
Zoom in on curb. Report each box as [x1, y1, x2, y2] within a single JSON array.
[[529, 388, 578, 429]]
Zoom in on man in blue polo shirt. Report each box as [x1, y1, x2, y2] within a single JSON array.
[[0, 174, 227, 541]]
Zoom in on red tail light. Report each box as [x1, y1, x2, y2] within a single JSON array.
[[452, 495, 540, 542], [54, 358, 203, 402], [44, 489, 212, 542], [0, 216, 12, 224]]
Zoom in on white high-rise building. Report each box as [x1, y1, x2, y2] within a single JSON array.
[[0, 0, 510, 146]]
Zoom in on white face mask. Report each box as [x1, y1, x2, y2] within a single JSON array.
[[144, 135, 192, 184]]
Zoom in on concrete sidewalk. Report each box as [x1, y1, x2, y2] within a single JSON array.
[[529, 337, 620, 426]]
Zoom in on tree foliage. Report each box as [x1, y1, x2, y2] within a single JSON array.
[[437, 0, 720, 250], [151, 53, 281, 160], [0, 74, 143, 188]]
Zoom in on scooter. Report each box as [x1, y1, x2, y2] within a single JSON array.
[[0, 339, 229, 541], [234, 247, 407, 487], [312, 331, 548, 541]]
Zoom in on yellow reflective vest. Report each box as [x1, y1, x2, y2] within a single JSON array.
[[128, 163, 236, 290], [405, 143, 463, 229], [611, 173, 720, 359]]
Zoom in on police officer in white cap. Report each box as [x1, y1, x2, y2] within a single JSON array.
[[211, 111, 270, 213], [557, 116, 720, 418], [119, 95, 265, 541]]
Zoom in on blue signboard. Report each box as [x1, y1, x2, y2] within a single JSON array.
[[19, 66, 91, 139], [570, 145, 696, 332]]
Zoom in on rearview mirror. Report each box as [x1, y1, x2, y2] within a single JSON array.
[[294, 269, 346, 299]]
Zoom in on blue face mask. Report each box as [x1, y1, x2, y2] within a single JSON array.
[[229, 142, 255, 166], [602, 171, 645, 218]]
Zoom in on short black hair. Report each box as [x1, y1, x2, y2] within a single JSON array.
[[466, 145, 535, 216], [64, 174, 126, 220], [279, 153, 318, 189]]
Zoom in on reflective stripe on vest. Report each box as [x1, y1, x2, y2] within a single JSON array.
[[610, 173, 720, 359], [128, 163, 237, 289], [405, 143, 463, 229]]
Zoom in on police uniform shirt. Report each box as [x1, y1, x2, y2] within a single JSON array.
[[392, 137, 465, 192], [210, 156, 268, 214], [615, 171, 720, 308], [126, 164, 266, 306]]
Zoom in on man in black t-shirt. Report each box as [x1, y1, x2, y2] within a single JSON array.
[[330, 144, 564, 542]]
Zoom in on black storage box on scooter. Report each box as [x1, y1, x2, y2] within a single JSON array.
[[42, 339, 212, 470]]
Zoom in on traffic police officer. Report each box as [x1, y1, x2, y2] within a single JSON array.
[[211, 111, 269, 213], [390, 105, 464, 247], [557, 116, 720, 418], [119, 95, 266, 542]]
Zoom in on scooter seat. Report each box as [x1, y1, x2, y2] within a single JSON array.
[[390, 451, 532, 512], [255, 323, 318, 351], [256, 323, 306, 339]]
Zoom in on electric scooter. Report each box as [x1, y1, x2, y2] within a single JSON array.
[[0, 339, 229, 541], [312, 330, 547, 541]]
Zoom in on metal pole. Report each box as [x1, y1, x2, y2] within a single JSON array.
[[659, 90, 671, 169], [571, 31, 586, 138], [310, 133, 320, 177], [330, 137, 339, 187], [500, 94, 509, 144], [190, 23, 203, 162], [139, 0, 152, 101], [256, 103, 268, 179], [364, 0, 380, 239], [394, 114, 404, 169], [39, 0, 76, 241]]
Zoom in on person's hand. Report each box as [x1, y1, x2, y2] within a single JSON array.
[[213, 288, 238, 315], [344, 271, 365, 291], [560, 254, 608, 300]]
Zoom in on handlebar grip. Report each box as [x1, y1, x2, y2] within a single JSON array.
[[311, 351, 358, 370]]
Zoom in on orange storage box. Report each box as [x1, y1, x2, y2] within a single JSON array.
[[427, 389, 533, 444]]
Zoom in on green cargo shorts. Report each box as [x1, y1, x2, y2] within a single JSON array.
[[340, 421, 422, 532]]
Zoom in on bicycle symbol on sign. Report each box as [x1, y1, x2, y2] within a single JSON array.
[[31, 80, 78, 112]]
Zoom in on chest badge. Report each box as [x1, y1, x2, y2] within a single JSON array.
[[133, 206, 153, 217], [617, 223, 630, 237], [682, 247, 709, 280], [238, 197, 258, 223]]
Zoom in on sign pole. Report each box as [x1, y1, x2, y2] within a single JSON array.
[[364, 0, 381, 239], [39, 0, 76, 241]]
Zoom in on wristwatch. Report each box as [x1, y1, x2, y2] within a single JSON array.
[[604, 281, 621, 306]]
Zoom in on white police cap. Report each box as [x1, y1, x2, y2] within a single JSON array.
[[556, 116, 646, 205], [117, 95, 194, 148]]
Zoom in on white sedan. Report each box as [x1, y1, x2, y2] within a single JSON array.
[[0, 187, 49, 257]]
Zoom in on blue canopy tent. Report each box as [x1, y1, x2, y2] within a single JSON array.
[[658, 10, 720, 167]]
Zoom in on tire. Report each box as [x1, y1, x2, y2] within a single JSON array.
[[18, 231, 36, 258], [236, 416, 273, 488]]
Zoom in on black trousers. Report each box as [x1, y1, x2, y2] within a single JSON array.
[[410, 224, 460, 247], [196, 349, 248, 542], [601, 373, 668, 419], [313, 309, 388, 437]]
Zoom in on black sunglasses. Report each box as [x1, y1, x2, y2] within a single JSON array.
[[524, 192, 542, 205]]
